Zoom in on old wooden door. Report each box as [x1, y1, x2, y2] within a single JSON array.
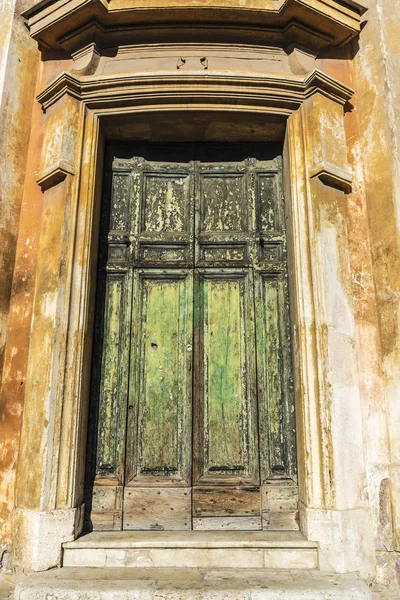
[[86, 143, 297, 532]]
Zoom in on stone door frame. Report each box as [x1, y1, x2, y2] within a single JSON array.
[[11, 67, 375, 577]]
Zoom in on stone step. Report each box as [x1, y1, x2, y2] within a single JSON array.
[[0, 582, 14, 600], [62, 531, 319, 570], [15, 567, 371, 599]]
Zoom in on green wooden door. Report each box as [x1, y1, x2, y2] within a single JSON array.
[[86, 143, 297, 532]]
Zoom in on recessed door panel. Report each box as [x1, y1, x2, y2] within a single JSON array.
[[255, 271, 296, 482], [134, 159, 195, 267], [200, 173, 247, 232], [95, 270, 132, 483], [196, 163, 251, 267], [126, 270, 193, 487], [193, 269, 259, 487]]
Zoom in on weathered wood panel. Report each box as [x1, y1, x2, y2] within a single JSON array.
[[193, 270, 259, 486], [257, 172, 282, 233], [195, 162, 251, 267], [90, 486, 123, 531], [192, 487, 260, 517], [123, 488, 191, 530], [88, 143, 297, 531], [95, 270, 132, 482], [200, 172, 247, 232], [255, 272, 296, 481], [193, 517, 261, 530], [143, 173, 190, 233], [126, 270, 193, 486], [134, 158, 195, 267], [262, 510, 299, 531], [261, 484, 299, 511]]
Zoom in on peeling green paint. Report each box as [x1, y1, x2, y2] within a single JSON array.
[[88, 143, 296, 530]]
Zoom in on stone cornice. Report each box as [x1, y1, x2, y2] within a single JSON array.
[[37, 68, 353, 113], [24, 0, 367, 53]]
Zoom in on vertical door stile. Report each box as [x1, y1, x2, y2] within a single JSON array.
[[89, 159, 135, 531], [192, 149, 262, 531], [125, 157, 143, 487], [253, 156, 299, 531]]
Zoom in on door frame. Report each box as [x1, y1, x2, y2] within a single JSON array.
[[12, 71, 373, 576]]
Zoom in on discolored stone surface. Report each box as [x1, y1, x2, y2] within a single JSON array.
[[15, 568, 371, 599]]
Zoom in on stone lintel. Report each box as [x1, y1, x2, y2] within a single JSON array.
[[36, 69, 353, 114]]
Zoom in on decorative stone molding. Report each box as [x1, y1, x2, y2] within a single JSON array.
[[36, 161, 75, 191], [37, 69, 353, 114], [23, 0, 367, 53], [71, 43, 101, 76], [310, 162, 353, 193]]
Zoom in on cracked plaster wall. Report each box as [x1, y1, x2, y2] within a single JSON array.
[[0, 0, 39, 569], [350, 0, 400, 587]]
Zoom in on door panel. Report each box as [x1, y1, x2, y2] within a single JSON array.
[[131, 157, 195, 267], [192, 487, 260, 517], [195, 162, 252, 267], [88, 142, 298, 532], [192, 517, 261, 530], [124, 488, 191, 531], [200, 172, 247, 232], [255, 271, 296, 483], [89, 268, 132, 531], [193, 269, 259, 487], [126, 270, 193, 487], [95, 270, 132, 483]]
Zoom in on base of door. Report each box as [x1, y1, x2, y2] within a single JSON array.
[[15, 567, 371, 599], [62, 531, 318, 570]]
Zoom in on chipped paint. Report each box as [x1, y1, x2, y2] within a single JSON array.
[[0, 0, 399, 592]]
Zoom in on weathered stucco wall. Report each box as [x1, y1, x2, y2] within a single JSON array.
[[0, 0, 39, 568], [0, 0, 399, 591], [350, 0, 400, 586]]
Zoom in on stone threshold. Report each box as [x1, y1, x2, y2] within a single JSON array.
[[62, 532, 319, 570], [63, 530, 317, 550], [15, 567, 372, 599]]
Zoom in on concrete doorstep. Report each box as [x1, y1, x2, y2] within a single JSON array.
[[14, 567, 372, 599]]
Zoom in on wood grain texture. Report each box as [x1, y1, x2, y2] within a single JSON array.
[[123, 488, 191, 530], [192, 487, 260, 517], [193, 517, 261, 530], [126, 270, 193, 486], [193, 270, 259, 486], [261, 485, 299, 511], [262, 510, 300, 531], [95, 270, 132, 482], [90, 486, 123, 531]]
